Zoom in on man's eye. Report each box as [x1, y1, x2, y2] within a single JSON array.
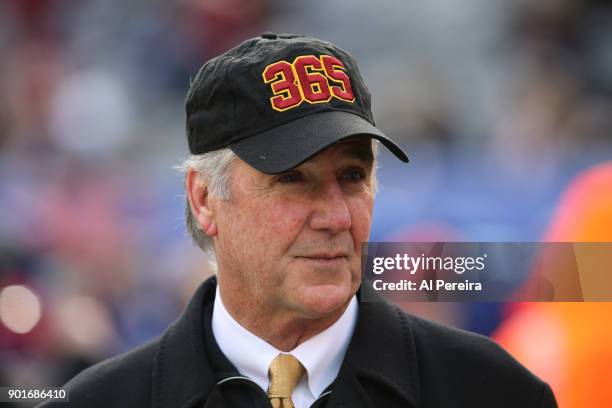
[[277, 172, 303, 183], [342, 169, 366, 182]]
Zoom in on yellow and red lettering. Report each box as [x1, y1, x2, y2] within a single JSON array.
[[262, 54, 355, 111], [293, 55, 332, 103], [262, 61, 302, 111], [321, 55, 355, 102]]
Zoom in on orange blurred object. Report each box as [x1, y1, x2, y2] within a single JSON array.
[[494, 162, 612, 408], [545, 163, 612, 242]]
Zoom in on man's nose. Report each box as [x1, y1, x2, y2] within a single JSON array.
[[308, 181, 352, 234]]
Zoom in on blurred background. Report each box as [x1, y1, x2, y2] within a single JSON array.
[[1, 0, 611, 406]]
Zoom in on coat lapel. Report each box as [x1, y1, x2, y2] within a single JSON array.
[[332, 284, 420, 408], [324, 365, 379, 408], [151, 277, 220, 408]]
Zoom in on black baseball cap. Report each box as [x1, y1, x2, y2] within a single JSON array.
[[186, 33, 408, 174]]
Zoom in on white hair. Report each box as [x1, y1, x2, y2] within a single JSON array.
[[178, 140, 380, 252], [177, 148, 237, 251]]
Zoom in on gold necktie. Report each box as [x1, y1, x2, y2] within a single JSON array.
[[267, 354, 305, 408]]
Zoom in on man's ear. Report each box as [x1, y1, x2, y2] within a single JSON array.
[[186, 168, 217, 237]]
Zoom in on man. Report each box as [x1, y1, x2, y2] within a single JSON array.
[[40, 33, 556, 407]]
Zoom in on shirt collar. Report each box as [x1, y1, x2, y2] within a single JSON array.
[[212, 287, 358, 398]]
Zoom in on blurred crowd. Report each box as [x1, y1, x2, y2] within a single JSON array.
[[1, 0, 611, 406]]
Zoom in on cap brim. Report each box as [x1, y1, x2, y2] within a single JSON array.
[[229, 111, 409, 174]]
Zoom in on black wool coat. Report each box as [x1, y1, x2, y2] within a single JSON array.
[[38, 276, 557, 407]]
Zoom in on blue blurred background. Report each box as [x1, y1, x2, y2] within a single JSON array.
[[1, 0, 611, 406]]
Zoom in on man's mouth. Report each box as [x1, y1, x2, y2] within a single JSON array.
[[297, 253, 348, 262]]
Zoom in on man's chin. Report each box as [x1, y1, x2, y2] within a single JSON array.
[[292, 283, 355, 319]]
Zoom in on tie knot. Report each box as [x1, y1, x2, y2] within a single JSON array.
[[267, 354, 305, 399]]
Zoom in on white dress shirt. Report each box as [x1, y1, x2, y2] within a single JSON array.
[[212, 288, 358, 408]]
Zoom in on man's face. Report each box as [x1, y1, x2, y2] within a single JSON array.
[[212, 138, 375, 320]]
